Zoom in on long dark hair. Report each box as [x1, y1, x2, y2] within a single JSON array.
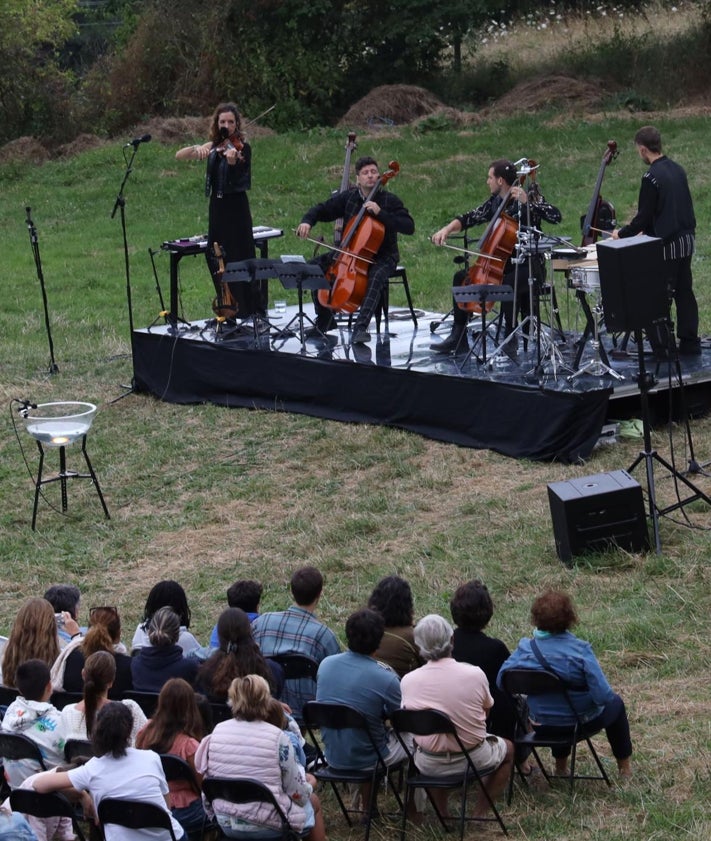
[[367, 576, 414, 627], [83, 650, 116, 737], [135, 678, 204, 754], [92, 702, 132, 759], [140, 580, 191, 629], [197, 608, 273, 699]]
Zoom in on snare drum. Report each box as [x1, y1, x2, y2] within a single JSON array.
[[570, 265, 600, 294]]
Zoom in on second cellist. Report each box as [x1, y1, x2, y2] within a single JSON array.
[[296, 155, 415, 345], [430, 158, 562, 354]]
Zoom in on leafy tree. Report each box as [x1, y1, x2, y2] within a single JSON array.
[[0, 0, 79, 143]]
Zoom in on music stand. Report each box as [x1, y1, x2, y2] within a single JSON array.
[[452, 284, 513, 365], [222, 259, 280, 340], [273, 263, 330, 351]]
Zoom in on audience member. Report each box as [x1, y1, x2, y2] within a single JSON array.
[[195, 675, 325, 840], [33, 701, 186, 840], [43, 585, 83, 648], [367, 575, 422, 677], [253, 566, 340, 720], [131, 607, 199, 692], [450, 580, 516, 741], [266, 697, 307, 767], [52, 605, 132, 697], [60, 650, 146, 744], [136, 678, 207, 837], [401, 614, 513, 820], [197, 608, 283, 701], [0, 803, 36, 841], [498, 590, 633, 778], [209, 579, 263, 649], [315, 608, 410, 813], [0, 660, 65, 787], [131, 580, 202, 656], [1, 598, 78, 688]]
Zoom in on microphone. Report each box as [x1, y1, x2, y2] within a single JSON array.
[[124, 134, 152, 148]]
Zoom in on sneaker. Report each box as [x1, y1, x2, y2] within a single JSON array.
[[351, 327, 371, 344]]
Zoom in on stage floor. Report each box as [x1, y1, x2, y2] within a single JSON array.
[[131, 304, 711, 462]]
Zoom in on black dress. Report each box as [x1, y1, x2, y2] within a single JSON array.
[[205, 141, 265, 317]]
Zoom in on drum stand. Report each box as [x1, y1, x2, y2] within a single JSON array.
[[568, 291, 624, 381]]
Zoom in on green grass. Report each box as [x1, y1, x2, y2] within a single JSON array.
[[1, 115, 710, 840]]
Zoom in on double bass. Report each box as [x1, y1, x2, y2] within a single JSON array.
[[581, 140, 618, 245], [318, 160, 400, 314]]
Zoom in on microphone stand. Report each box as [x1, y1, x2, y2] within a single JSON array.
[[25, 207, 59, 375], [110, 142, 143, 402]]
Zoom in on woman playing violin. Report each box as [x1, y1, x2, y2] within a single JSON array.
[[431, 159, 561, 354], [296, 156, 414, 344], [176, 102, 264, 318]]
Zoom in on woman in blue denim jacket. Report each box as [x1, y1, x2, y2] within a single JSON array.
[[497, 590, 632, 778]]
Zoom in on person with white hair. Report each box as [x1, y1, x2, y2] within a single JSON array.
[[400, 614, 513, 819]]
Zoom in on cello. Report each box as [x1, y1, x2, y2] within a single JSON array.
[[581, 140, 618, 245], [318, 160, 400, 314], [457, 165, 534, 314]]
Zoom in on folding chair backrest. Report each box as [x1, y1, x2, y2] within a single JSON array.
[[270, 654, 319, 681], [98, 797, 178, 839], [10, 789, 87, 841], [64, 738, 93, 763], [391, 708, 457, 740], [121, 690, 159, 717], [0, 732, 47, 769], [500, 668, 580, 723], [0, 685, 20, 709], [50, 690, 83, 710], [202, 777, 293, 838], [160, 753, 201, 795]]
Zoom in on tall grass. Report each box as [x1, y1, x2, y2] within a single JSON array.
[[1, 116, 710, 839]]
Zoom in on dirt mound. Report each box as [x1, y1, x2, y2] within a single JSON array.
[[56, 134, 107, 157], [138, 115, 276, 144], [0, 136, 50, 166], [338, 85, 446, 128], [483, 75, 605, 117]]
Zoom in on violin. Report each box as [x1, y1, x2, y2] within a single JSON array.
[[211, 242, 238, 320], [216, 127, 245, 162], [318, 160, 400, 314], [334, 132, 357, 248], [581, 141, 617, 246]]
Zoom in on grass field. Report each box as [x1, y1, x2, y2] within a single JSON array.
[[1, 111, 710, 840]]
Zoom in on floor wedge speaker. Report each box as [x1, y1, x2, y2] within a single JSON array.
[[597, 235, 667, 332], [548, 470, 649, 565]]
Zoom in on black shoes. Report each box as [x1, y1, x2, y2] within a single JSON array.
[[678, 339, 702, 356], [430, 325, 467, 354], [351, 327, 371, 344]]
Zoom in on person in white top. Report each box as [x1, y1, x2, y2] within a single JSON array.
[[59, 650, 146, 745], [32, 701, 185, 841]]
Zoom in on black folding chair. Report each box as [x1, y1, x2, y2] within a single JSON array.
[[50, 690, 84, 710], [10, 789, 87, 841], [270, 654, 318, 725], [0, 684, 20, 709], [499, 668, 611, 801], [0, 731, 48, 772], [302, 700, 404, 841], [202, 777, 301, 840], [98, 797, 180, 840], [208, 700, 233, 727], [64, 738, 93, 763], [121, 689, 159, 717], [390, 708, 507, 841], [160, 753, 201, 795]]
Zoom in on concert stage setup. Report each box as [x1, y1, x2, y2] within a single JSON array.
[[131, 293, 711, 465]]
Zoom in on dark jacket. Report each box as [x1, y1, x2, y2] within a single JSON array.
[[130, 643, 199, 692]]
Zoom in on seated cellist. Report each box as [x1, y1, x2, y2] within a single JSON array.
[[296, 156, 415, 345], [431, 159, 561, 354]]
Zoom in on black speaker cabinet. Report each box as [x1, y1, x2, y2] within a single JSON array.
[[547, 470, 649, 565], [597, 235, 667, 332]]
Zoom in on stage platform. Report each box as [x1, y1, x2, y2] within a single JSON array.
[[131, 305, 711, 463]]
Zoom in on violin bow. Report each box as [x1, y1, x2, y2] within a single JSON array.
[[291, 231, 376, 265], [430, 237, 503, 262]]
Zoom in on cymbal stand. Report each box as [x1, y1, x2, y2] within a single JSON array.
[[627, 327, 711, 552], [567, 289, 624, 382]]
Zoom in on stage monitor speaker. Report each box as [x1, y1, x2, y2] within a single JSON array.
[[597, 235, 667, 332], [547, 470, 649, 565]]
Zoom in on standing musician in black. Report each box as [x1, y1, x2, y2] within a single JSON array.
[[176, 102, 265, 318], [296, 156, 415, 344], [611, 125, 701, 356], [430, 159, 561, 354]]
